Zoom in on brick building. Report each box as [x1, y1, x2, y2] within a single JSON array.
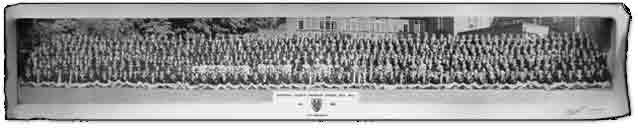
[[282, 17, 409, 32], [281, 17, 455, 34]]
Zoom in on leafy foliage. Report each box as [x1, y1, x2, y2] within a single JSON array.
[[19, 18, 286, 40]]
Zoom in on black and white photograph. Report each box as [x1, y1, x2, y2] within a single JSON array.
[[3, 3, 630, 120], [15, 17, 615, 90]]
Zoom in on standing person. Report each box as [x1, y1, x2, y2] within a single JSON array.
[[408, 58, 419, 85], [302, 52, 314, 85]]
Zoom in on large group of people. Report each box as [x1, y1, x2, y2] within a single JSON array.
[[21, 31, 611, 90]]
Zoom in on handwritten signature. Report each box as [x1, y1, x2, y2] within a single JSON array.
[[566, 106, 607, 115]]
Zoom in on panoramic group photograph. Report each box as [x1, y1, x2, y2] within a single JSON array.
[[16, 17, 614, 91]]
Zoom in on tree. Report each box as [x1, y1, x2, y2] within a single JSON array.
[[19, 17, 288, 41], [136, 18, 174, 35], [183, 17, 287, 36]]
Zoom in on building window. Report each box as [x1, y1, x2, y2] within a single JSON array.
[[437, 18, 442, 30], [297, 20, 304, 30], [320, 17, 336, 31], [331, 21, 336, 30], [403, 24, 408, 32]]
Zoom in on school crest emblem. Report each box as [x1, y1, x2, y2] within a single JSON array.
[[311, 98, 322, 112]]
